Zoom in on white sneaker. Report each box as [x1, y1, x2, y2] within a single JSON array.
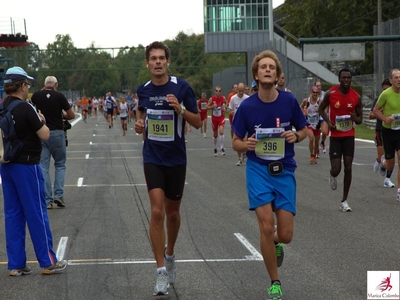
[[236, 159, 242, 166], [321, 143, 326, 154], [373, 161, 380, 173], [330, 175, 337, 190], [339, 201, 352, 212], [164, 253, 176, 285], [397, 190, 400, 202], [379, 155, 386, 176], [384, 178, 395, 188], [153, 268, 168, 296], [203, 133, 207, 138]]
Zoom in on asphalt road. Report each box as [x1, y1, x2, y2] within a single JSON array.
[[0, 114, 399, 300]]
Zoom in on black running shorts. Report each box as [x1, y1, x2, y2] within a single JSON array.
[[143, 163, 186, 200]]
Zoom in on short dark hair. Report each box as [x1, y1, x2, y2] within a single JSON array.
[[382, 78, 391, 87], [338, 68, 352, 80], [145, 41, 170, 61]]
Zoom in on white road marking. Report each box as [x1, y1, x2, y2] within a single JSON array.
[[59, 233, 262, 267], [77, 177, 84, 187], [85, 154, 89, 159], [56, 237, 68, 261], [234, 233, 263, 260]]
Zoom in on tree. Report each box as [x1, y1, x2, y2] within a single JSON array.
[[276, 0, 399, 74]]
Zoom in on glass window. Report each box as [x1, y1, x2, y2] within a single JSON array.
[[246, 18, 252, 30], [251, 4, 258, 16], [263, 17, 269, 30]]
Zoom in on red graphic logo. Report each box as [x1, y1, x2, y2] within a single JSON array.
[[376, 273, 393, 292]]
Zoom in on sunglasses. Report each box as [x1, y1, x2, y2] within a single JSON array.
[[215, 90, 221, 92]]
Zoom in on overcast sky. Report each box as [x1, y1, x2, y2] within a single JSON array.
[[1, 0, 284, 49]]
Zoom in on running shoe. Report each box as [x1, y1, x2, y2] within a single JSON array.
[[203, 133, 207, 138], [10, 266, 31, 276], [379, 155, 386, 176], [316, 151, 320, 159], [373, 160, 380, 173], [164, 248, 176, 285], [339, 201, 352, 212], [397, 189, 400, 202], [236, 159, 242, 166], [330, 175, 337, 190], [321, 143, 326, 153], [221, 148, 225, 156], [276, 243, 284, 267], [153, 268, 168, 296], [47, 202, 53, 209], [214, 149, 217, 157], [309, 155, 314, 164], [267, 282, 283, 300], [384, 178, 395, 188], [41, 260, 67, 275]]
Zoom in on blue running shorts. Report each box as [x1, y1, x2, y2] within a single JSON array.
[[246, 159, 296, 215]]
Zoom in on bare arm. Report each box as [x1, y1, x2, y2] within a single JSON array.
[[373, 103, 393, 125], [206, 98, 215, 110], [351, 95, 363, 125], [318, 90, 335, 130], [37, 123, 50, 141], [63, 107, 75, 120]]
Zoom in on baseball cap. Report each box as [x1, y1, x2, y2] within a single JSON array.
[[251, 81, 257, 88], [4, 66, 34, 84], [311, 86, 319, 92]]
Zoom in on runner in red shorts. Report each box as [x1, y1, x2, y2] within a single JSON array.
[[207, 86, 226, 156], [197, 92, 209, 138]]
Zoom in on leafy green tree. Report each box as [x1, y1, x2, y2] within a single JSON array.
[[276, 0, 399, 74]]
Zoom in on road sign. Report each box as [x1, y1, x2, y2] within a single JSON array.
[[302, 43, 365, 62]]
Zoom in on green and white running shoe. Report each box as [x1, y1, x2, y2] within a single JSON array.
[[267, 282, 283, 300], [276, 243, 284, 267]]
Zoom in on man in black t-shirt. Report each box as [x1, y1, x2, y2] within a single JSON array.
[[31, 76, 75, 208]]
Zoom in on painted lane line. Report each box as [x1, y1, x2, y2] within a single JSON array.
[[67, 156, 142, 160], [234, 233, 263, 260], [77, 177, 84, 187], [56, 237, 68, 261], [67, 257, 263, 266], [77, 183, 147, 187], [85, 154, 89, 159]]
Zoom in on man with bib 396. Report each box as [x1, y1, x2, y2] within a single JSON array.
[[232, 50, 308, 300], [134, 41, 201, 296]]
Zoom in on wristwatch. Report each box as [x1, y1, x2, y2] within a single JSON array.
[[180, 104, 186, 115]]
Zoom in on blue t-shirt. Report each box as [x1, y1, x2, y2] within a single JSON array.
[[232, 90, 307, 171], [106, 97, 115, 109], [137, 76, 198, 166]]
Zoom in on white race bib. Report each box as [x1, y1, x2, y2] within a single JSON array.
[[146, 109, 175, 142], [255, 128, 285, 161]]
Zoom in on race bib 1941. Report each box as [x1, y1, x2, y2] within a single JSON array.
[[147, 109, 175, 141], [255, 128, 285, 160]]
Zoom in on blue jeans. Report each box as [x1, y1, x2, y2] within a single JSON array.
[[40, 130, 66, 205]]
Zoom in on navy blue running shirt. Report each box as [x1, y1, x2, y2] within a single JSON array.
[[137, 76, 198, 166]]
